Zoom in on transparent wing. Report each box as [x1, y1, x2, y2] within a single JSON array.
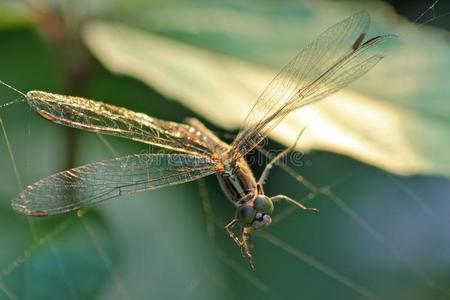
[[26, 91, 219, 156], [231, 11, 392, 157], [12, 153, 215, 216]]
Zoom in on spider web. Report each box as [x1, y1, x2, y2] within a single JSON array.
[[0, 3, 449, 298], [1, 97, 450, 300]]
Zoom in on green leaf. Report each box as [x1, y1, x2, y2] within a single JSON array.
[[0, 210, 120, 300], [0, 25, 119, 300], [0, 1, 30, 29], [81, 2, 450, 176], [1, 2, 449, 300]]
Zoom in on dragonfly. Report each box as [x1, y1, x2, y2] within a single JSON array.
[[3, 11, 391, 270]]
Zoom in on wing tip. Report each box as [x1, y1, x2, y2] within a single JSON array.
[[11, 195, 49, 217], [353, 10, 370, 21], [350, 10, 371, 34], [12, 205, 49, 217]]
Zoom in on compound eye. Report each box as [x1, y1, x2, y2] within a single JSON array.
[[254, 195, 274, 215], [236, 204, 256, 226]]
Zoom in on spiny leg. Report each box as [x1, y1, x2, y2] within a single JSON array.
[[225, 220, 256, 271], [257, 127, 306, 185], [226, 219, 242, 247], [241, 227, 255, 271], [272, 194, 319, 213]]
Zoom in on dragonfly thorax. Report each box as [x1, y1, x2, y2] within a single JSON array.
[[214, 149, 275, 230], [216, 156, 258, 205]]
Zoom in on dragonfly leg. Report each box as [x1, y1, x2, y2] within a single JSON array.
[[241, 227, 255, 271], [226, 219, 243, 247], [257, 128, 306, 186], [272, 194, 319, 213], [226, 220, 256, 271]]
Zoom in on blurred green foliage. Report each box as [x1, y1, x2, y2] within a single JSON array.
[[0, 1, 449, 300]]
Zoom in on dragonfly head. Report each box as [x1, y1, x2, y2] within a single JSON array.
[[236, 195, 274, 229]]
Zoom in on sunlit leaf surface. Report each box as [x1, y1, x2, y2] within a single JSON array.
[[82, 2, 450, 177]]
